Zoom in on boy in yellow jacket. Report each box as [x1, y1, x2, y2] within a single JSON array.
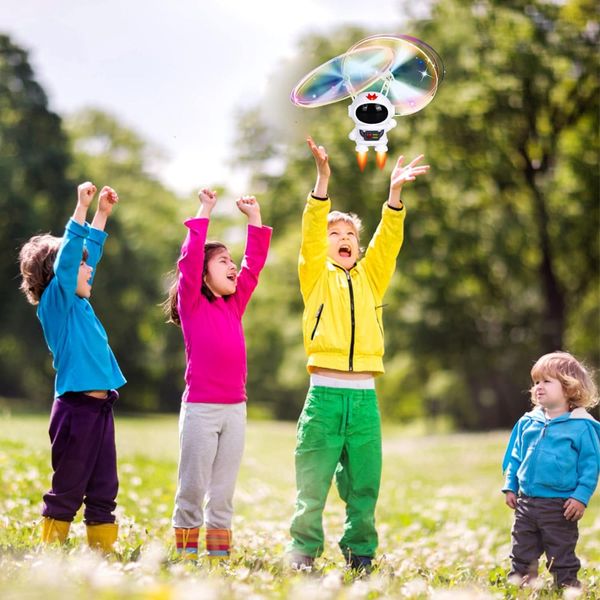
[[288, 137, 429, 571]]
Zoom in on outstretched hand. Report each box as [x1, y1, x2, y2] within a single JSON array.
[[97, 186, 119, 216], [390, 155, 430, 191], [307, 136, 331, 180]]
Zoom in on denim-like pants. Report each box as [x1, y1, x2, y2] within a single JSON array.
[[510, 495, 580, 587], [42, 391, 119, 523], [289, 385, 382, 558]]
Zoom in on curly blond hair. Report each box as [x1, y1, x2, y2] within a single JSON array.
[[327, 211, 362, 241], [530, 351, 598, 410]]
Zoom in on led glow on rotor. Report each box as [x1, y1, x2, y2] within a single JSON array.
[[347, 35, 445, 116], [290, 47, 394, 107]]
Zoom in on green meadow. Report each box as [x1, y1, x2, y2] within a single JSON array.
[[0, 414, 598, 599]]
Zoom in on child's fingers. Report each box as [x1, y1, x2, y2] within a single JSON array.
[[307, 137, 328, 162], [407, 154, 425, 167], [198, 188, 217, 201]]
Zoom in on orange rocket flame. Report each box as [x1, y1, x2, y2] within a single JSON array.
[[375, 150, 388, 170], [356, 150, 368, 172]]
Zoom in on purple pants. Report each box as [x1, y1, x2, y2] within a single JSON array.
[[42, 390, 119, 524]]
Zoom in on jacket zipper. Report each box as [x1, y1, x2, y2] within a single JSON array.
[[347, 271, 355, 370], [310, 303, 324, 340], [333, 264, 356, 371]]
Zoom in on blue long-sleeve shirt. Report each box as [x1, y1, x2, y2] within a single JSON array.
[[37, 219, 126, 396], [502, 407, 600, 506]]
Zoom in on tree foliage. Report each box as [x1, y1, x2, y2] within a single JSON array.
[[233, 0, 599, 427], [1, 0, 598, 430], [0, 34, 72, 400]]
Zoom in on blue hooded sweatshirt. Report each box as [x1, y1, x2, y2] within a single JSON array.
[[502, 407, 600, 506]]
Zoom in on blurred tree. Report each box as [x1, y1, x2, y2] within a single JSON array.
[[65, 109, 193, 411], [66, 109, 255, 412], [233, 0, 599, 427], [0, 34, 73, 402]]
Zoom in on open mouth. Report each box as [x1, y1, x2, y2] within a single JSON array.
[[226, 274, 237, 282], [338, 244, 352, 258]]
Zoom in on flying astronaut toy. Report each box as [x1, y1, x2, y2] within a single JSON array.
[[290, 34, 445, 171]]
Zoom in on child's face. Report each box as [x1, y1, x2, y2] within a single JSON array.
[[532, 375, 568, 413], [204, 249, 237, 297], [327, 220, 359, 271], [76, 261, 93, 298]]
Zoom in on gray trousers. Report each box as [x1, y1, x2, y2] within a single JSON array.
[[510, 495, 580, 587], [172, 402, 246, 529]]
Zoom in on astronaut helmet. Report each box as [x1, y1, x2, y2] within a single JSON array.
[[348, 91, 395, 125]]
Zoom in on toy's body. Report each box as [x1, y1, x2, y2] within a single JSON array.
[[348, 92, 397, 153]]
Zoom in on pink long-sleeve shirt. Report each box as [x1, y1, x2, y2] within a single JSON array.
[[177, 217, 272, 404]]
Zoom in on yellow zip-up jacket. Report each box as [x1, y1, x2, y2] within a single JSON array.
[[299, 193, 406, 374]]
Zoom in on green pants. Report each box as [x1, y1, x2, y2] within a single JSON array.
[[289, 385, 382, 558]]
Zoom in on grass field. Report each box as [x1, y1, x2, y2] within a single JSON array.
[[0, 413, 598, 599]]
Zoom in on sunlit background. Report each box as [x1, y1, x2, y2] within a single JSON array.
[[0, 1, 599, 596], [1, 0, 411, 194]]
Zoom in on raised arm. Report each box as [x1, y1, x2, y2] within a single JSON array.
[[307, 136, 330, 199], [86, 186, 118, 282], [177, 189, 216, 311], [299, 137, 331, 300], [53, 182, 96, 293], [234, 196, 272, 314], [362, 154, 429, 298]]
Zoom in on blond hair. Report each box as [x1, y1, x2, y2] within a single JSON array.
[[530, 351, 598, 410], [327, 211, 362, 240]]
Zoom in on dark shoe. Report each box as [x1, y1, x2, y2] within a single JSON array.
[[556, 579, 581, 589], [346, 554, 373, 573], [289, 552, 314, 571]]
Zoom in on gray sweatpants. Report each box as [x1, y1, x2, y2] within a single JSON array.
[[172, 402, 246, 529], [510, 495, 580, 587]]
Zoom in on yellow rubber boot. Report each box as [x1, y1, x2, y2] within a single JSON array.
[[174, 527, 199, 560], [41, 517, 70, 544], [86, 523, 118, 553]]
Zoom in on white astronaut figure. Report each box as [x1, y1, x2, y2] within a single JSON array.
[[348, 91, 397, 153]]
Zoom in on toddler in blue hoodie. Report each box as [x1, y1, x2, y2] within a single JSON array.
[[502, 351, 599, 589]]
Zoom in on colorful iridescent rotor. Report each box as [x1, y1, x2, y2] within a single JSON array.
[[290, 34, 445, 169], [347, 34, 445, 116], [290, 46, 394, 107]]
